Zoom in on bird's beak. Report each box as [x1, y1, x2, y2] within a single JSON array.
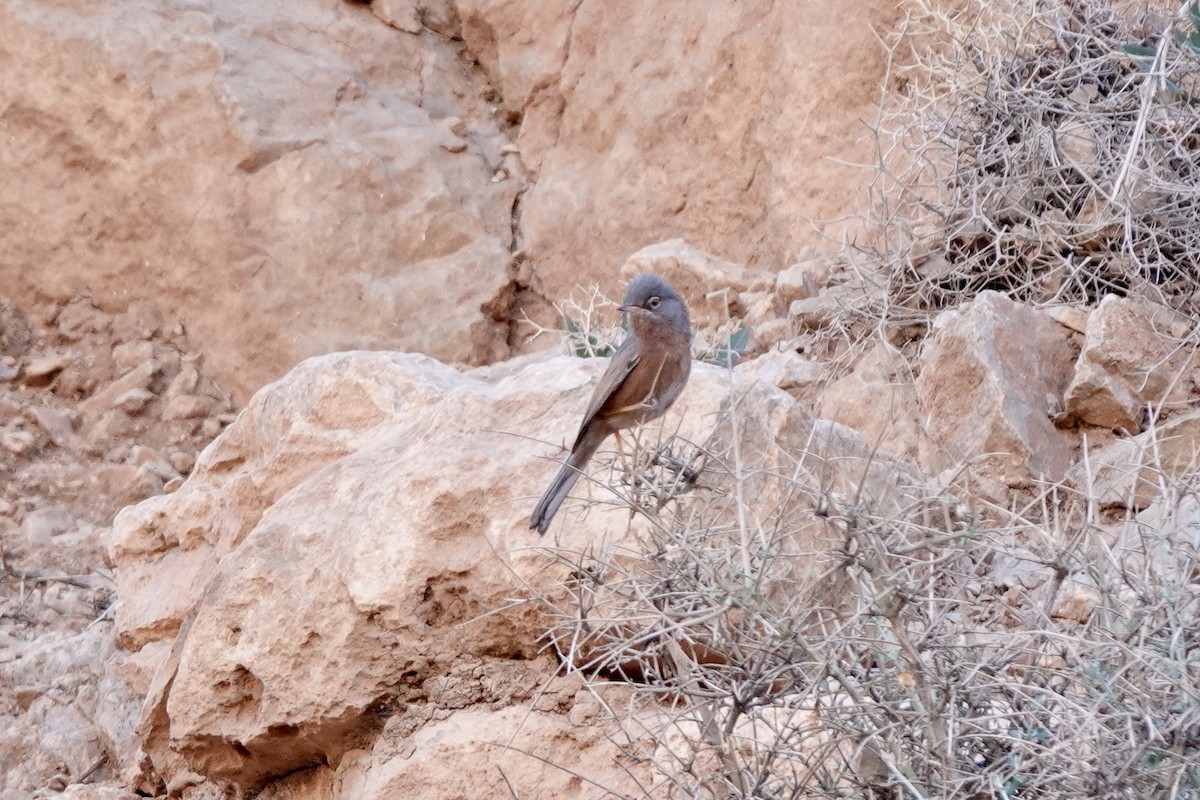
[[618, 304, 642, 314]]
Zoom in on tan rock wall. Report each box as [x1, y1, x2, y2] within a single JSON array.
[[0, 0, 517, 402]]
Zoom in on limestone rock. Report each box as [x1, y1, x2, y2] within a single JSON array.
[[0, 0, 518, 402], [21, 353, 71, 386], [1063, 295, 1197, 431], [775, 261, 822, 306], [74, 361, 159, 436], [820, 342, 929, 466], [916, 291, 1077, 484], [109, 349, 922, 791], [735, 348, 824, 403], [0, 625, 116, 798], [372, 0, 422, 33], [1070, 408, 1200, 509], [26, 405, 75, 447], [619, 239, 767, 330], [1044, 304, 1090, 335], [509, 0, 903, 305]]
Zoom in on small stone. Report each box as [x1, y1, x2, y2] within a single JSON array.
[[441, 137, 468, 154], [1, 427, 37, 454], [114, 388, 156, 414], [21, 353, 70, 385], [775, 262, 820, 306], [25, 406, 74, 446], [788, 296, 837, 330], [167, 364, 200, 397], [87, 408, 139, 444], [0, 361, 14, 381], [55, 296, 110, 341], [164, 476, 184, 493], [168, 451, 196, 475], [76, 359, 159, 431], [371, 0, 422, 33], [162, 394, 216, 421], [113, 340, 155, 371], [1044, 305, 1090, 335], [735, 349, 823, 393], [130, 444, 180, 481], [199, 418, 223, 438]]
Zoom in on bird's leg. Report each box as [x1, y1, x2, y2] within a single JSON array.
[[613, 429, 630, 474]]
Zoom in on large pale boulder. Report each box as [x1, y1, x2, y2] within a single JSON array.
[[0, 0, 518, 402], [916, 291, 1078, 485], [109, 346, 924, 795]]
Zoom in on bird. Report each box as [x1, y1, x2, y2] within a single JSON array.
[[530, 273, 692, 535]]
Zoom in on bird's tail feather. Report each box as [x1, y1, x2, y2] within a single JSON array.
[[530, 427, 606, 535]]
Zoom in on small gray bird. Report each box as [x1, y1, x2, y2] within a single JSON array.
[[530, 273, 692, 535]]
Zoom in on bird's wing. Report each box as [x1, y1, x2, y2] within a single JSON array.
[[573, 334, 640, 448]]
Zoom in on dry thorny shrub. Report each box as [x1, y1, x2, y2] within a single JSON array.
[[538, 400, 1200, 798], [850, 0, 1200, 338]]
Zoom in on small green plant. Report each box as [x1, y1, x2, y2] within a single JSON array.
[[696, 326, 750, 368], [562, 311, 622, 359], [1122, 0, 1200, 102]]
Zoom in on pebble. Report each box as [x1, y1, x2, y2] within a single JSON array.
[[25, 407, 74, 447], [114, 387, 155, 414], [162, 393, 215, 421], [21, 354, 70, 384], [1, 428, 37, 455], [168, 450, 196, 475]]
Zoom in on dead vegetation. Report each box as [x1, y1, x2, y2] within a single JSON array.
[[534, 1, 1200, 797], [857, 0, 1200, 336], [539, 403, 1200, 798]]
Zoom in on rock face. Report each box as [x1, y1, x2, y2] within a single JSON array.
[[491, 0, 903, 301], [107, 348, 919, 796], [1, 0, 907, 403], [916, 291, 1078, 484], [0, 0, 518, 402]]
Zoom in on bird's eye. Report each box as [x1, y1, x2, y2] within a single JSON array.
[[647, 296, 661, 310]]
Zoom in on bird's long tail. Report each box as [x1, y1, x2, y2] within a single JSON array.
[[530, 426, 607, 535]]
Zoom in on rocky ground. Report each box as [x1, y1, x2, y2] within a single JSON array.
[[3, 0, 1199, 798], [0, 294, 234, 797]]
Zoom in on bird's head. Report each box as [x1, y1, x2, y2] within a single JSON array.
[[618, 273, 691, 336]]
